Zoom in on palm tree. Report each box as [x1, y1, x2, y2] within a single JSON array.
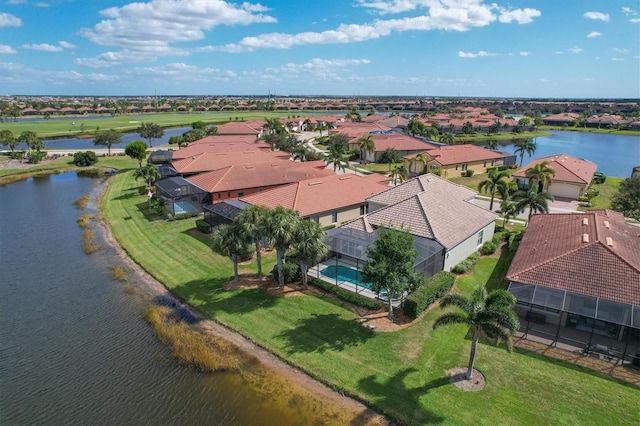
[[263, 117, 284, 135], [292, 220, 328, 289], [513, 189, 554, 223], [263, 206, 300, 289], [498, 200, 518, 228], [462, 121, 474, 135], [212, 224, 249, 282], [390, 164, 408, 185], [236, 205, 269, 282], [134, 165, 161, 191], [433, 287, 519, 380], [439, 133, 454, 145], [485, 139, 498, 151], [477, 169, 510, 211], [358, 135, 375, 163], [513, 138, 537, 167], [525, 160, 556, 193], [325, 145, 348, 173]]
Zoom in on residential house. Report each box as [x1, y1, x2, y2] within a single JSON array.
[[239, 173, 390, 227], [506, 210, 640, 366], [361, 133, 439, 163], [404, 144, 507, 177], [171, 150, 290, 176], [213, 121, 264, 136], [326, 174, 498, 280], [171, 135, 269, 160], [542, 113, 580, 126], [513, 154, 597, 199]]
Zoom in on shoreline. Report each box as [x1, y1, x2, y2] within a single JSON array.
[[95, 179, 388, 425]]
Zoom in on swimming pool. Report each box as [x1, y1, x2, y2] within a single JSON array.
[[173, 200, 199, 215], [321, 265, 372, 289]]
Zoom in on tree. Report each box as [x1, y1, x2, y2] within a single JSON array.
[[407, 119, 428, 137], [610, 174, 640, 220], [362, 226, 420, 319], [328, 132, 350, 153], [325, 144, 348, 173], [513, 189, 554, 223], [498, 200, 518, 228], [191, 120, 207, 130], [462, 121, 474, 135], [390, 164, 408, 185], [93, 129, 121, 156], [513, 138, 537, 167], [485, 139, 498, 150], [378, 147, 401, 166], [125, 140, 149, 168], [134, 164, 161, 190], [212, 224, 250, 283], [439, 133, 454, 145], [236, 205, 269, 282], [263, 117, 285, 135], [137, 122, 164, 148], [292, 220, 328, 289], [18, 131, 41, 151], [433, 287, 519, 380], [0, 130, 18, 152], [358, 135, 376, 163], [73, 151, 98, 167], [263, 206, 300, 289], [525, 161, 556, 193], [408, 153, 427, 175], [477, 169, 510, 211]]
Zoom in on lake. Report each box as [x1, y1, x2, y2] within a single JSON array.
[[0, 172, 377, 425]]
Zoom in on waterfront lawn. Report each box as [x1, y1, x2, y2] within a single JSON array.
[[102, 170, 640, 426], [585, 177, 623, 210], [0, 155, 137, 181]]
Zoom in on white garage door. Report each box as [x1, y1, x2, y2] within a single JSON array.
[[550, 182, 581, 199]]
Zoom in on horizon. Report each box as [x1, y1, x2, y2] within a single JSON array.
[[1, 1, 639, 98]]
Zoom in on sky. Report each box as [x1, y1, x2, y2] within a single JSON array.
[[0, 0, 639, 98]]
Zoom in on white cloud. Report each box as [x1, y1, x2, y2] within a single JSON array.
[[613, 47, 628, 53], [0, 45, 17, 54], [554, 51, 563, 54], [0, 61, 120, 85], [583, 12, 610, 22], [611, 57, 624, 61], [58, 41, 77, 49], [213, 1, 540, 53], [621, 7, 637, 15], [35, 2, 50, 7], [583, 78, 594, 81], [355, 0, 428, 15], [540, 78, 548, 83], [0, 12, 23, 27], [22, 43, 64, 52], [567, 46, 583, 53], [587, 31, 601, 38], [7, 0, 26, 4], [519, 51, 530, 56], [631, 18, 640, 23], [77, 0, 276, 66], [457, 50, 494, 58]]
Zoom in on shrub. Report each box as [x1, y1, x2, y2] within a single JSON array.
[[497, 165, 509, 171], [237, 243, 255, 262], [466, 169, 475, 177], [73, 150, 98, 166], [195, 219, 211, 234], [271, 262, 301, 284], [9, 151, 24, 159], [309, 277, 380, 310], [173, 211, 200, 220], [593, 172, 606, 184], [452, 252, 480, 274], [27, 150, 46, 164], [403, 271, 455, 319], [480, 241, 497, 255]]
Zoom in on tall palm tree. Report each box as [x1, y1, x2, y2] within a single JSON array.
[[292, 220, 328, 289], [485, 139, 498, 151], [236, 205, 269, 282], [477, 169, 510, 211], [498, 200, 519, 228], [408, 152, 428, 175], [211, 224, 249, 282], [514, 138, 537, 167], [525, 160, 556, 193], [358, 135, 375, 163], [133, 164, 161, 190], [390, 164, 408, 185], [513, 189, 554, 223], [462, 121, 474, 135], [263, 206, 300, 289], [325, 145, 348, 173], [433, 287, 519, 380], [439, 133, 455, 145]]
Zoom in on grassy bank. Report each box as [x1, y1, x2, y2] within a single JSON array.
[[100, 169, 638, 425], [539, 126, 640, 136]]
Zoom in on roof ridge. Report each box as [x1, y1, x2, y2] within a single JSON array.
[[552, 154, 590, 183], [291, 181, 303, 211], [596, 239, 640, 274], [508, 242, 599, 278]]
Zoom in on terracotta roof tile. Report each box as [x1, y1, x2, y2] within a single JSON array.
[[420, 144, 506, 166], [513, 154, 597, 185], [506, 210, 640, 305], [172, 150, 289, 174]]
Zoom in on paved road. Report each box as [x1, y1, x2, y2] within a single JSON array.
[[473, 195, 582, 222]]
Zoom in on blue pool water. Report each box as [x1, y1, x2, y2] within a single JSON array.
[[321, 265, 372, 289], [173, 200, 199, 215]]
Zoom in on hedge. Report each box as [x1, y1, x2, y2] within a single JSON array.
[[173, 211, 201, 220], [480, 241, 497, 255], [271, 262, 302, 284], [195, 219, 211, 234], [403, 271, 455, 319], [452, 252, 480, 274], [308, 277, 380, 310]]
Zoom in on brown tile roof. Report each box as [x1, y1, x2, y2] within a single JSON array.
[[371, 133, 438, 152], [239, 174, 390, 217], [172, 135, 268, 159], [506, 210, 640, 305], [186, 161, 334, 193], [513, 154, 597, 185], [171, 150, 289, 174], [417, 144, 505, 165], [214, 122, 262, 135], [353, 174, 497, 248]]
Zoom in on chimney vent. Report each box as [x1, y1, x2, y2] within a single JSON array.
[[582, 217, 588, 226], [604, 220, 610, 229], [606, 237, 613, 247], [582, 233, 590, 243]]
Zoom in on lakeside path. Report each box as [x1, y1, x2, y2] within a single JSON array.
[[95, 178, 388, 426]]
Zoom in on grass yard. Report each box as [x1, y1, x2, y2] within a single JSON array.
[[100, 169, 639, 426], [356, 162, 397, 174], [584, 177, 623, 210], [0, 155, 137, 182]]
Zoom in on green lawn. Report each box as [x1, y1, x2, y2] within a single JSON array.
[[0, 155, 138, 181], [584, 177, 623, 210], [100, 169, 639, 426], [455, 131, 549, 143]]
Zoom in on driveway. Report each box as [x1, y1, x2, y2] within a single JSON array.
[[474, 195, 582, 221]]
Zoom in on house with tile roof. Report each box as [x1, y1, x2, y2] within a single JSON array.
[[506, 210, 640, 364], [171, 150, 290, 176], [360, 133, 439, 163], [326, 174, 498, 278], [239, 173, 390, 227], [512, 154, 598, 200], [404, 144, 507, 177], [213, 121, 264, 136], [171, 135, 269, 159], [187, 160, 334, 204]]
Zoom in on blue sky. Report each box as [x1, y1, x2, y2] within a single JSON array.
[[0, 0, 638, 98]]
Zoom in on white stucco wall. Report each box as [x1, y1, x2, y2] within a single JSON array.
[[548, 182, 585, 199], [443, 221, 496, 271]]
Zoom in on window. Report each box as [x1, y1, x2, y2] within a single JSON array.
[[483, 161, 487, 167], [477, 229, 484, 246], [462, 164, 468, 171], [312, 216, 319, 223], [455, 165, 458, 171], [237, 192, 244, 197], [360, 205, 365, 215], [331, 211, 338, 223], [217, 193, 221, 199], [227, 191, 231, 197]]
